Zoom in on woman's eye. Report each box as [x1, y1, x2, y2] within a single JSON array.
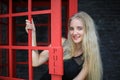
[[77, 26, 83, 30], [69, 27, 74, 30]]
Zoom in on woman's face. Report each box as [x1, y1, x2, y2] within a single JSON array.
[[69, 18, 85, 44]]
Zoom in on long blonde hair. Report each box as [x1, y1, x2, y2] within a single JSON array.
[[66, 11, 103, 80]]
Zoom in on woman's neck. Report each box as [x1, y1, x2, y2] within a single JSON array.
[[75, 42, 82, 50], [74, 44, 83, 57]]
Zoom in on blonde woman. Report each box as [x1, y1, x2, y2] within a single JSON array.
[[25, 11, 103, 80]]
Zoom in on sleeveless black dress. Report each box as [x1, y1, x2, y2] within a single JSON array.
[[40, 55, 84, 80]]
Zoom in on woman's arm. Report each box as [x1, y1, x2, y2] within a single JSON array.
[[32, 37, 66, 67], [25, 19, 66, 67], [73, 62, 88, 80], [25, 19, 49, 67]]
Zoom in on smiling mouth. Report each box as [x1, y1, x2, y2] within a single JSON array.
[[73, 35, 80, 40]]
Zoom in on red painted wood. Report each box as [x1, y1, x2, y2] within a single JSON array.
[[49, 0, 63, 80], [0, 0, 78, 80], [28, 0, 33, 80], [69, 0, 78, 18], [8, 0, 13, 79]]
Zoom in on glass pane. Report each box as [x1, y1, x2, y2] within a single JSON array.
[[12, 0, 28, 13], [16, 64, 28, 79], [0, 49, 9, 76], [32, 0, 51, 11], [12, 16, 28, 46], [0, 18, 9, 45], [0, 0, 9, 14], [32, 14, 51, 46], [16, 50, 28, 62]]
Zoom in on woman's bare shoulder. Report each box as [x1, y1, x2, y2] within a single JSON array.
[[62, 37, 67, 45]]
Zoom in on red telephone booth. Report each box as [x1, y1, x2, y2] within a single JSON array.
[[0, 0, 78, 80]]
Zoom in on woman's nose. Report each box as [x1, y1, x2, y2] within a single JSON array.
[[73, 29, 78, 35]]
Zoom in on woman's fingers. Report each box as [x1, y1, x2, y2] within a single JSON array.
[[25, 24, 29, 33], [25, 19, 31, 33], [25, 19, 36, 33]]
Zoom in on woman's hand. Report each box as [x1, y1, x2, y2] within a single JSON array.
[[25, 19, 36, 33], [25, 19, 37, 46]]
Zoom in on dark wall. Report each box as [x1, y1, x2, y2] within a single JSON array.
[[78, 0, 120, 80]]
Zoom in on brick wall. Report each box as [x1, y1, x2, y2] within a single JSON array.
[[78, 0, 120, 80]]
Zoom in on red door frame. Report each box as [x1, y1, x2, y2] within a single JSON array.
[[0, 0, 78, 80]]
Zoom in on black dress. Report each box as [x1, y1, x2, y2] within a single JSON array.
[[40, 55, 84, 80]]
